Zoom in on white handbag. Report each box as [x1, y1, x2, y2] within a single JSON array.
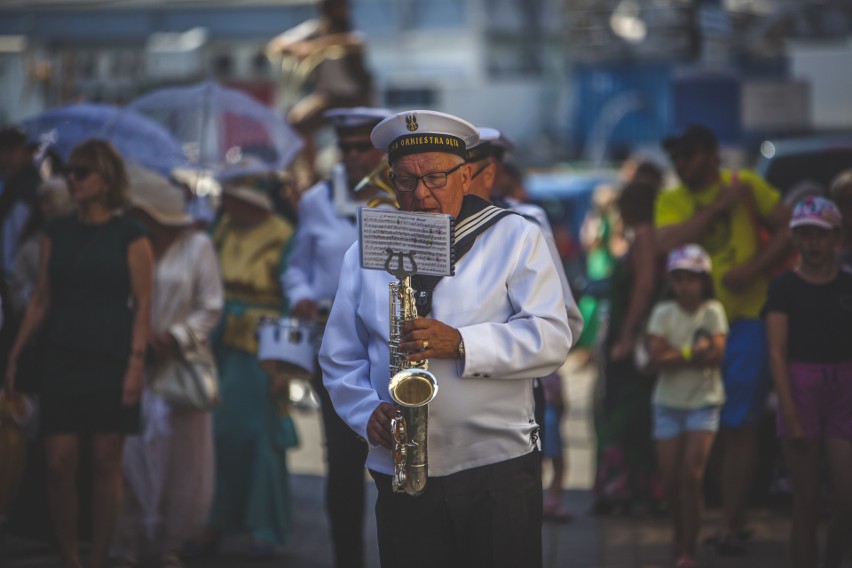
[[151, 332, 220, 411]]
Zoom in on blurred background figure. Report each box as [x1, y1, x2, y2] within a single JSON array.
[[193, 172, 298, 559], [656, 124, 790, 556], [829, 169, 852, 268], [114, 166, 223, 568], [7, 177, 75, 396], [574, 183, 626, 367], [8, 177, 74, 316], [283, 106, 390, 568], [0, 127, 41, 384], [541, 370, 573, 523], [0, 128, 39, 278], [5, 139, 153, 568], [647, 244, 728, 568], [765, 196, 852, 568], [592, 172, 665, 517], [266, 0, 374, 188]]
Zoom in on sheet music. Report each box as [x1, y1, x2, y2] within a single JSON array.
[[359, 208, 455, 277]]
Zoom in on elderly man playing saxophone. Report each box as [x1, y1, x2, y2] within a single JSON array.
[[320, 110, 573, 568]]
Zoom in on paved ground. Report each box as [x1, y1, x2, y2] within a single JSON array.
[[1, 355, 804, 567]]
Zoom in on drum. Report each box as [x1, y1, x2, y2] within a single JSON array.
[[257, 318, 315, 382]]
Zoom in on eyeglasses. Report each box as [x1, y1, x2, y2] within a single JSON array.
[[391, 162, 465, 193], [64, 165, 95, 180], [337, 140, 374, 154]]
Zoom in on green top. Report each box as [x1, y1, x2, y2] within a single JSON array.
[[42, 214, 148, 361]]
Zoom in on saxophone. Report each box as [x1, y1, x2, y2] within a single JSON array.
[[388, 272, 439, 496]]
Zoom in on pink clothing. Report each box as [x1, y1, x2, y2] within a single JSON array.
[[777, 360, 852, 441]]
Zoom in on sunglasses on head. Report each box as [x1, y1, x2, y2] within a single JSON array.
[[64, 165, 95, 179], [337, 141, 374, 154]]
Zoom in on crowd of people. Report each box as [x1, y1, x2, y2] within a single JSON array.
[[0, 3, 850, 568], [584, 125, 852, 568], [0, 104, 849, 568]]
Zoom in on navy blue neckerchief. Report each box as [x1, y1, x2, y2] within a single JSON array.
[[412, 194, 517, 316]]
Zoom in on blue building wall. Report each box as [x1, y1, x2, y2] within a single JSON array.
[[671, 72, 741, 145], [571, 63, 674, 158], [571, 62, 747, 157]]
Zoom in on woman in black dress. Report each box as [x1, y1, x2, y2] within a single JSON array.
[[5, 139, 153, 568]]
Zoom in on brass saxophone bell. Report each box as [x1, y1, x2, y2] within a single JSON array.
[[389, 369, 438, 408]]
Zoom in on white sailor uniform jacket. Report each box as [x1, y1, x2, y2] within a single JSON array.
[[319, 212, 573, 478], [505, 196, 585, 341], [282, 173, 359, 306]]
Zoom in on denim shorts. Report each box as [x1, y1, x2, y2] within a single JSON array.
[[653, 404, 721, 440]]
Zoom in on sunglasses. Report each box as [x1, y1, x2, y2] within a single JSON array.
[[64, 165, 95, 179], [337, 141, 374, 154]]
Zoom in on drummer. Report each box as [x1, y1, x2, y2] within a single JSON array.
[[282, 106, 391, 568]]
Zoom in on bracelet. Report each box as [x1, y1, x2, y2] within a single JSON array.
[[681, 346, 693, 361]]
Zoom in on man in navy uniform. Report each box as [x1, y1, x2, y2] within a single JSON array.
[[283, 106, 390, 568], [320, 110, 573, 568]]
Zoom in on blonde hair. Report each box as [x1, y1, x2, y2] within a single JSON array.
[[67, 139, 130, 210]]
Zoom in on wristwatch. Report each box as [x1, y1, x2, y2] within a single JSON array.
[[457, 337, 465, 359]]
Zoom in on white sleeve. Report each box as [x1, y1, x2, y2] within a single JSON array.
[[459, 224, 573, 379], [282, 198, 317, 306], [540, 220, 584, 342], [169, 234, 225, 349], [319, 248, 382, 440], [517, 204, 584, 343]]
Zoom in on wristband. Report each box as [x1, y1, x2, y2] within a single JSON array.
[[681, 346, 692, 361]]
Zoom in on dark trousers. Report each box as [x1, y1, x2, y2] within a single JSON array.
[[371, 450, 543, 568], [315, 373, 369, 568]]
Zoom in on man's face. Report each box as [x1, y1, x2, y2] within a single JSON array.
[[392, 152, 470, 218], [672, 147, 717, 191], [338, 132, 384, 190]]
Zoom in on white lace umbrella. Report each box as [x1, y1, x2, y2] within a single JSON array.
[[128, 80, 303, 174]]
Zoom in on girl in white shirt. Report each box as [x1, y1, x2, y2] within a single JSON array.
[[646, 244, 728, 568]]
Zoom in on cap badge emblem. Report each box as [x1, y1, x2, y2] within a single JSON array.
[[406, 114, 418, 132]]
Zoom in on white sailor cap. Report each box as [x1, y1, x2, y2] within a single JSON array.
[[324, 107, 392, 134], [467, 127, 500, 163], [371, 110, 479, 164], [467, 126, 515, 163]]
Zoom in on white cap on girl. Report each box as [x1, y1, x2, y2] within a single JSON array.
[[667, 244, 712, 274]]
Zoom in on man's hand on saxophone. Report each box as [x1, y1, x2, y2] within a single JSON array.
[[399, 319, 463, 362], [367, 402, 398, 449]]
